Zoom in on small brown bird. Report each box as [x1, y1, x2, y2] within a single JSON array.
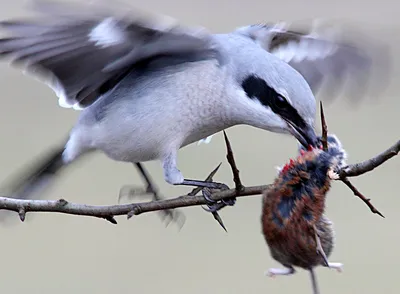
[[261, 134, 347, 294]]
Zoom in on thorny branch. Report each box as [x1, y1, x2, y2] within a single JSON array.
[[318, 102, 393, 218], [0, 106, 398, 226]]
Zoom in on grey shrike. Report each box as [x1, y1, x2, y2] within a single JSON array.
[[0, 0, 391, 217]]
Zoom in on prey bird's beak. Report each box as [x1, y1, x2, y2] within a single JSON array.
[[286, 121, 318, 148]]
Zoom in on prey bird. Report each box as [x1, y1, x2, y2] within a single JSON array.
[[0, 0, 391, 218], [262, 134, 347, 294]]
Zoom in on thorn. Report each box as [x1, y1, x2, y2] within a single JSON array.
[[57, 199, 68, 206], [187, 162, 222, 196], [104, 216, 117, 224], [320, 101, 328, 151], [127, 210, 136, 219], [18, 208, 26, 222], [223, 130, 244, 193], [212, 211, 227, 232]]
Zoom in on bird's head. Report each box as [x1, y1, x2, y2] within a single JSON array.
[[238, 64, 319, 149]]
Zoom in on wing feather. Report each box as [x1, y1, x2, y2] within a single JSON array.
[[236, 20, 392, 105], [0, 0, 219, 110]]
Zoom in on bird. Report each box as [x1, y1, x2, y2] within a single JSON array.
[[0, 0, 390, 217], [261, 134, 347, 294]]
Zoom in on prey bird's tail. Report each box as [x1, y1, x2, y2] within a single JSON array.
[[1, 144, 67, 201]]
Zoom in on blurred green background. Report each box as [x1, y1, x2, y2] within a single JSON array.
[[0, 0, 398, 293]]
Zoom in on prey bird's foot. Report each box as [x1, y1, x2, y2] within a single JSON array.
[[265, 267, 295, 278], [314, 224, 330, 267], [325, 262, 343, 273]]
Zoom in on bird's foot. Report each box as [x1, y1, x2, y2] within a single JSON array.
[[197, 187, 236, 232], [325, 262, 343, 273], [201, 186, 236, 211], [265, 266, 295, 278], [314, 224, 330, 267], [178, 178, 236, 211], [180, 164, 235, 232]]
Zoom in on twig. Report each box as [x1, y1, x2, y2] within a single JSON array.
[[340, 178, 385, 218], [319, 101, 390, 218], [0, 135, 397, 222], [0, 111, 397, 222], [0, 186, 267, 222], [340, 140, 400, 178]]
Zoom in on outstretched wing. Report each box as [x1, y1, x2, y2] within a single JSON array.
[[0, 0, 220, 110], [198, 20, 393, 146], [236, 20, 392, 105]]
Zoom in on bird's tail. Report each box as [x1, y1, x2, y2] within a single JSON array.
[[1, 144, 67, 201]]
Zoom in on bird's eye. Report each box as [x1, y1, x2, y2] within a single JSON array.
[[275, 95, 288, 108]]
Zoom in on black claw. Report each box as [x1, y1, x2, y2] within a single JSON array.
[[202, 187, 216, 204], [222, 198, 236, 206], [201, 202, 228, 213], [201, 188, 236, 212]]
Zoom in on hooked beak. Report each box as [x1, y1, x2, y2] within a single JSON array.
[[285, 121, 318, 148]]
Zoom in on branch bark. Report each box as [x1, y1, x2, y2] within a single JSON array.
[[0, 106, 398, 224], [340, 140, 400, 178], [0, 185, 267, 223], [0, 137, 398, 223]]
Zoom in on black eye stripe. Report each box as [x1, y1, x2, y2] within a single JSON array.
[[241, 74, 307, 129]]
